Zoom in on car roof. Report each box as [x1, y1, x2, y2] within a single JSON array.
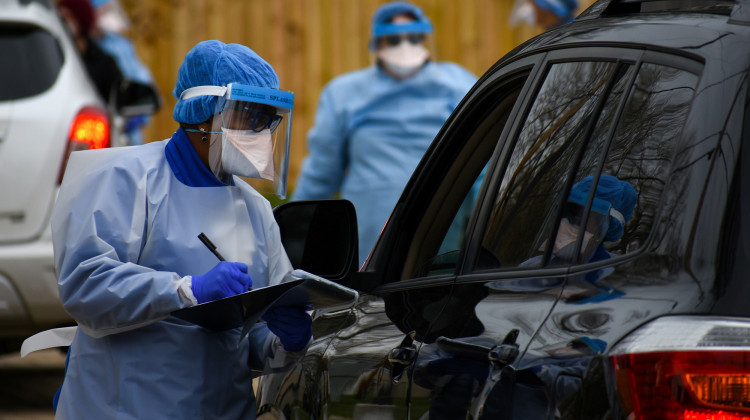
[[490, 0, 750, 73]]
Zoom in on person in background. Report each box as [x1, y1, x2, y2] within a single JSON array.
[[292, 1, 477, 265], [57, 0, 123, 104], [509, 0, 579, 30], [89, 0, 157, 145], [50, 40, 311, 419]]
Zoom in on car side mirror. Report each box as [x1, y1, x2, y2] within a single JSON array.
[[115, 79, 161, 117], [273, 199, 359, 286]]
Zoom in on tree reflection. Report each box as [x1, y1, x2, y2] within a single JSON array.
[[480, 60, 698, 267]]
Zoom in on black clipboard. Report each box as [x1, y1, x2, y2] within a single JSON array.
[[171, 269, 358, 337]]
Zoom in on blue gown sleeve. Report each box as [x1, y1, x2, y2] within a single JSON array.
[[292, 84, 349, 200], [51, 152, 187, 337]]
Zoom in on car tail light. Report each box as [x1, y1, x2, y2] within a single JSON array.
[[610, 316, 750, 420], [57, 106, 110, 184]]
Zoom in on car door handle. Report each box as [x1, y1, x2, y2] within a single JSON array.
[[489, 329, 520, 369], [388, 331, 417, 382]]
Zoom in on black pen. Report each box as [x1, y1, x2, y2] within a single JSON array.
[[198, 232, 225, 261], [198, 233, 252, 291]]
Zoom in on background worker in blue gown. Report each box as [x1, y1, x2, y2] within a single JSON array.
[[89, 0, 157, 145], [292, 1, 477, 265], [51, 40, 311, 419]]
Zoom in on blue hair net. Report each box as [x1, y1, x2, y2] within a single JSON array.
[[369, 1, 433, 51], [570, 175, 637, 242], [533, 0, 578, 18], [172, 40, 280, 125]]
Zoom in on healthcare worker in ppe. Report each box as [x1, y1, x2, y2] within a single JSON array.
[[50, 40, 311, 419], [89, 0, 157, 145], [509, 0, 579, 30], [494, 175, 637, 295], [292, 1, 477, 265], [550, 174, 637, 267]]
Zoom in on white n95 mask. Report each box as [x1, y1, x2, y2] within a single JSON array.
[[220, 128, 275, 181], [510, 2, 537, 26], [378, 42, 429, 78], [552, 218, 596, 262]]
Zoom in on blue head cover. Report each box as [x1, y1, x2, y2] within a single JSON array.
[[172, 40, 280, 125], [369, 1, 433, 51], [532, 0, 578, 18], [570, 175, 637, 241]]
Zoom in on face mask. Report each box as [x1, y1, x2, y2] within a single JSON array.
[[97, 10, 128, 33], [377, 42, 429, 78], [220, 128, 275, 180], [510, 2, 537, 26], [552, 218, 595, 262]]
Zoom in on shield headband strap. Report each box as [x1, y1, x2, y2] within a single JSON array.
[[179, 84, 295, 113], [179, 85, 227, 100], [609, 208, 626, 227], [373, 21, 433, 37], [226, 84, 294, 113]]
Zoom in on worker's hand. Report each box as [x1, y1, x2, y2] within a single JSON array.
[[262, 306, 312, 352], [191, 262, 253, 304]]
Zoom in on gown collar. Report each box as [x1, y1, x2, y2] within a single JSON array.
[[165, 128, 228, 187]]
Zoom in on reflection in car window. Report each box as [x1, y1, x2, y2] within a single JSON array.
[[411, 77, 526, 279], [479, 61, 621, 269], [601, 64, 698, 255], [477, 61, 698, 272]]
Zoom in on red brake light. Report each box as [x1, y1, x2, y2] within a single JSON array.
[[69, 106, 109, 149], [610, 317, 750, 420], [57, 106, 110, 184]]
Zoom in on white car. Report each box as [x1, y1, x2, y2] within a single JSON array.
[[0, 0, 158, 353]]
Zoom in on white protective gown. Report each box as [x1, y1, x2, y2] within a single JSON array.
[[51, 138, 295, 419]]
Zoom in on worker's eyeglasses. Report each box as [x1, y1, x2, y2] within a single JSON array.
[[382, 33, 425, 47], [223, 105, 283, 133]]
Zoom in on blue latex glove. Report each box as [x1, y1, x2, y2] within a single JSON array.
[[262, 306, 312, 352], [192, 262, 253, 304]]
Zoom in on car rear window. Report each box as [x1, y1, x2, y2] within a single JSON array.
[[0, 23, 63, 101]]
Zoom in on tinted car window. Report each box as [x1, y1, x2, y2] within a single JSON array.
[[601, 63, 698, 255], [477, 60, 698, 272], [0, 24, 63, 101], [479, 61, 623, 269], [409, 73, 528, 279]]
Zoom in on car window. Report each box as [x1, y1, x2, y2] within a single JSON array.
[[475, 60, 698, 271], [406, 72, 529, 279], [477, 61, 625, 269], [598, 63, 698, 255], [0, 24, 63, 101]]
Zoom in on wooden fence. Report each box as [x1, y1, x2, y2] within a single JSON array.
[[120, 0, 592, 188]]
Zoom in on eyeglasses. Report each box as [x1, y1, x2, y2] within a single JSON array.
[[223, 104, 283, 133], [382, 33, 425, 47]]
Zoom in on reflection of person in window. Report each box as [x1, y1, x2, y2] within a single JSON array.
[[550, 174, 637, 269], [547, 175, 637, 302], [490, 175, 637, 296]]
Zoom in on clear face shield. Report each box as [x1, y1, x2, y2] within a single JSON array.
[[552, 188, 623, 263], [181, 84, 294, 198]]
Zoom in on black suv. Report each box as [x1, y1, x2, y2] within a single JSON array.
[[261, 0, 750, 418]]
